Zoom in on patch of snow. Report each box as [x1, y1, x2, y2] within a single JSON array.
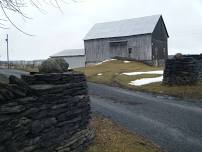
[[95, 59, 117, 65], [122, 70, 163, 76], [103, 59, 117, 62], [95, 62, 103, 65], [97, 73, 103, 76], [124, 61, 131, 63], [129, 76, 163, 86]]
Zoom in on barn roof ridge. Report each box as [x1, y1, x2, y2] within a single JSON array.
[[84, 14, 163, 40], [94, 14, 162, 26]]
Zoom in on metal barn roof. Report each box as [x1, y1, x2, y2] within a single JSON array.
[[84, 15, 162, 40], [50, 49, 85, 57]]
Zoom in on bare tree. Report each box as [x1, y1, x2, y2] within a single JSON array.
[[0, 0, 77, 35]]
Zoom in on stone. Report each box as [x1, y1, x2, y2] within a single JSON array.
[[0, 105, 26, 114], [0, 94, 5, 101], [9, 75, 32, 95], [0, 146, 5, 152], [51, 103, 68, 110], [0, 88, 14, 100], [8, 84, 27, 97], [0, 131, 13, 142], [17, 97, 38, 104], [43, 118, 57, 128], [31, 120, 44, 134], [23, 108, 40, 118], [19, 145, 38, 152], [57, 116, 81, 127], [16, 117, 31, 128]]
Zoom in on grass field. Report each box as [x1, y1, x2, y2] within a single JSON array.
[[86, 114, 161, 152], [76, 60, 162, 85], [76, 59, 202, 100]]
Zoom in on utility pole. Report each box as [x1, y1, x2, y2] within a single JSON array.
[[5, 34, 9, 69]]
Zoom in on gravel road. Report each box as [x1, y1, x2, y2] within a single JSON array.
[[0, 69, 28, 78], [88, 82, 202, 152]]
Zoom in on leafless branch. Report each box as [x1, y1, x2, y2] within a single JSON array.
[[0, 1, 34, 36], [0, 0, 77, 35]]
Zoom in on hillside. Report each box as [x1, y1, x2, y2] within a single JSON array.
[[76, 59, 202, 100]]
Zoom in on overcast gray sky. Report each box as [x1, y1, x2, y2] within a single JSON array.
[[0, 0, 202, 60]]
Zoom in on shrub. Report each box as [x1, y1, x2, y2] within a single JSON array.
[[174, 53, 183, 59], [39, 58, 69, 73]]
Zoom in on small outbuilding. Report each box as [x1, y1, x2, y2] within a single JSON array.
[[50, 49, 86, 69], [84, 14, 169, 66]]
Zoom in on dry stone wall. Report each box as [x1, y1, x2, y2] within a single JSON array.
[[0, 72, 94, 152], [163, 55, 202, 85], [185, 55, 202, 82]]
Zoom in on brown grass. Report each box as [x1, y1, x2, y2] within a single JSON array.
[[140, 82, 202, 99], [86, 114, 161, 152], [76, 59, 202, 100], [76, 60, 161, 85]]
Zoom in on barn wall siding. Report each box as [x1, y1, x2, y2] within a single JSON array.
[[85, 34, 152, 63], [152, 17, 168, 62], [152, 39, 168, 60]]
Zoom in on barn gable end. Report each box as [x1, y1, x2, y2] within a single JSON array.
[[151, 16, 169, 65]]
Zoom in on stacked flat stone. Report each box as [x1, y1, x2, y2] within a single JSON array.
[[163, 57, 198, 85], [185, 55, 202, 82], [197, 60, 202, 82], [21, 72, 86, 85], [0, 72, 94, 152]]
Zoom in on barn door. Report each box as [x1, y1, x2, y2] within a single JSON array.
[[128, 48, 132, 58], [109, 41, 127, 58]]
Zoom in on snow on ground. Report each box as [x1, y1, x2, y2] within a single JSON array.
[[123, 70, 164, 86], [95, 59, 117, 65], [123, 61, 131, 63], [122, 70, 163, 76], [129, 76, 163, 86], [97, 73, 103, 76]]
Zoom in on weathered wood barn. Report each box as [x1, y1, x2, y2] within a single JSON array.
[[84, 15, 169, 65], [50, 49, 86, 68]]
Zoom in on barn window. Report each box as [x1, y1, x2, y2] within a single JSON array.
[[128, 48, 132, 54], [109, 41, 127, 47]]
